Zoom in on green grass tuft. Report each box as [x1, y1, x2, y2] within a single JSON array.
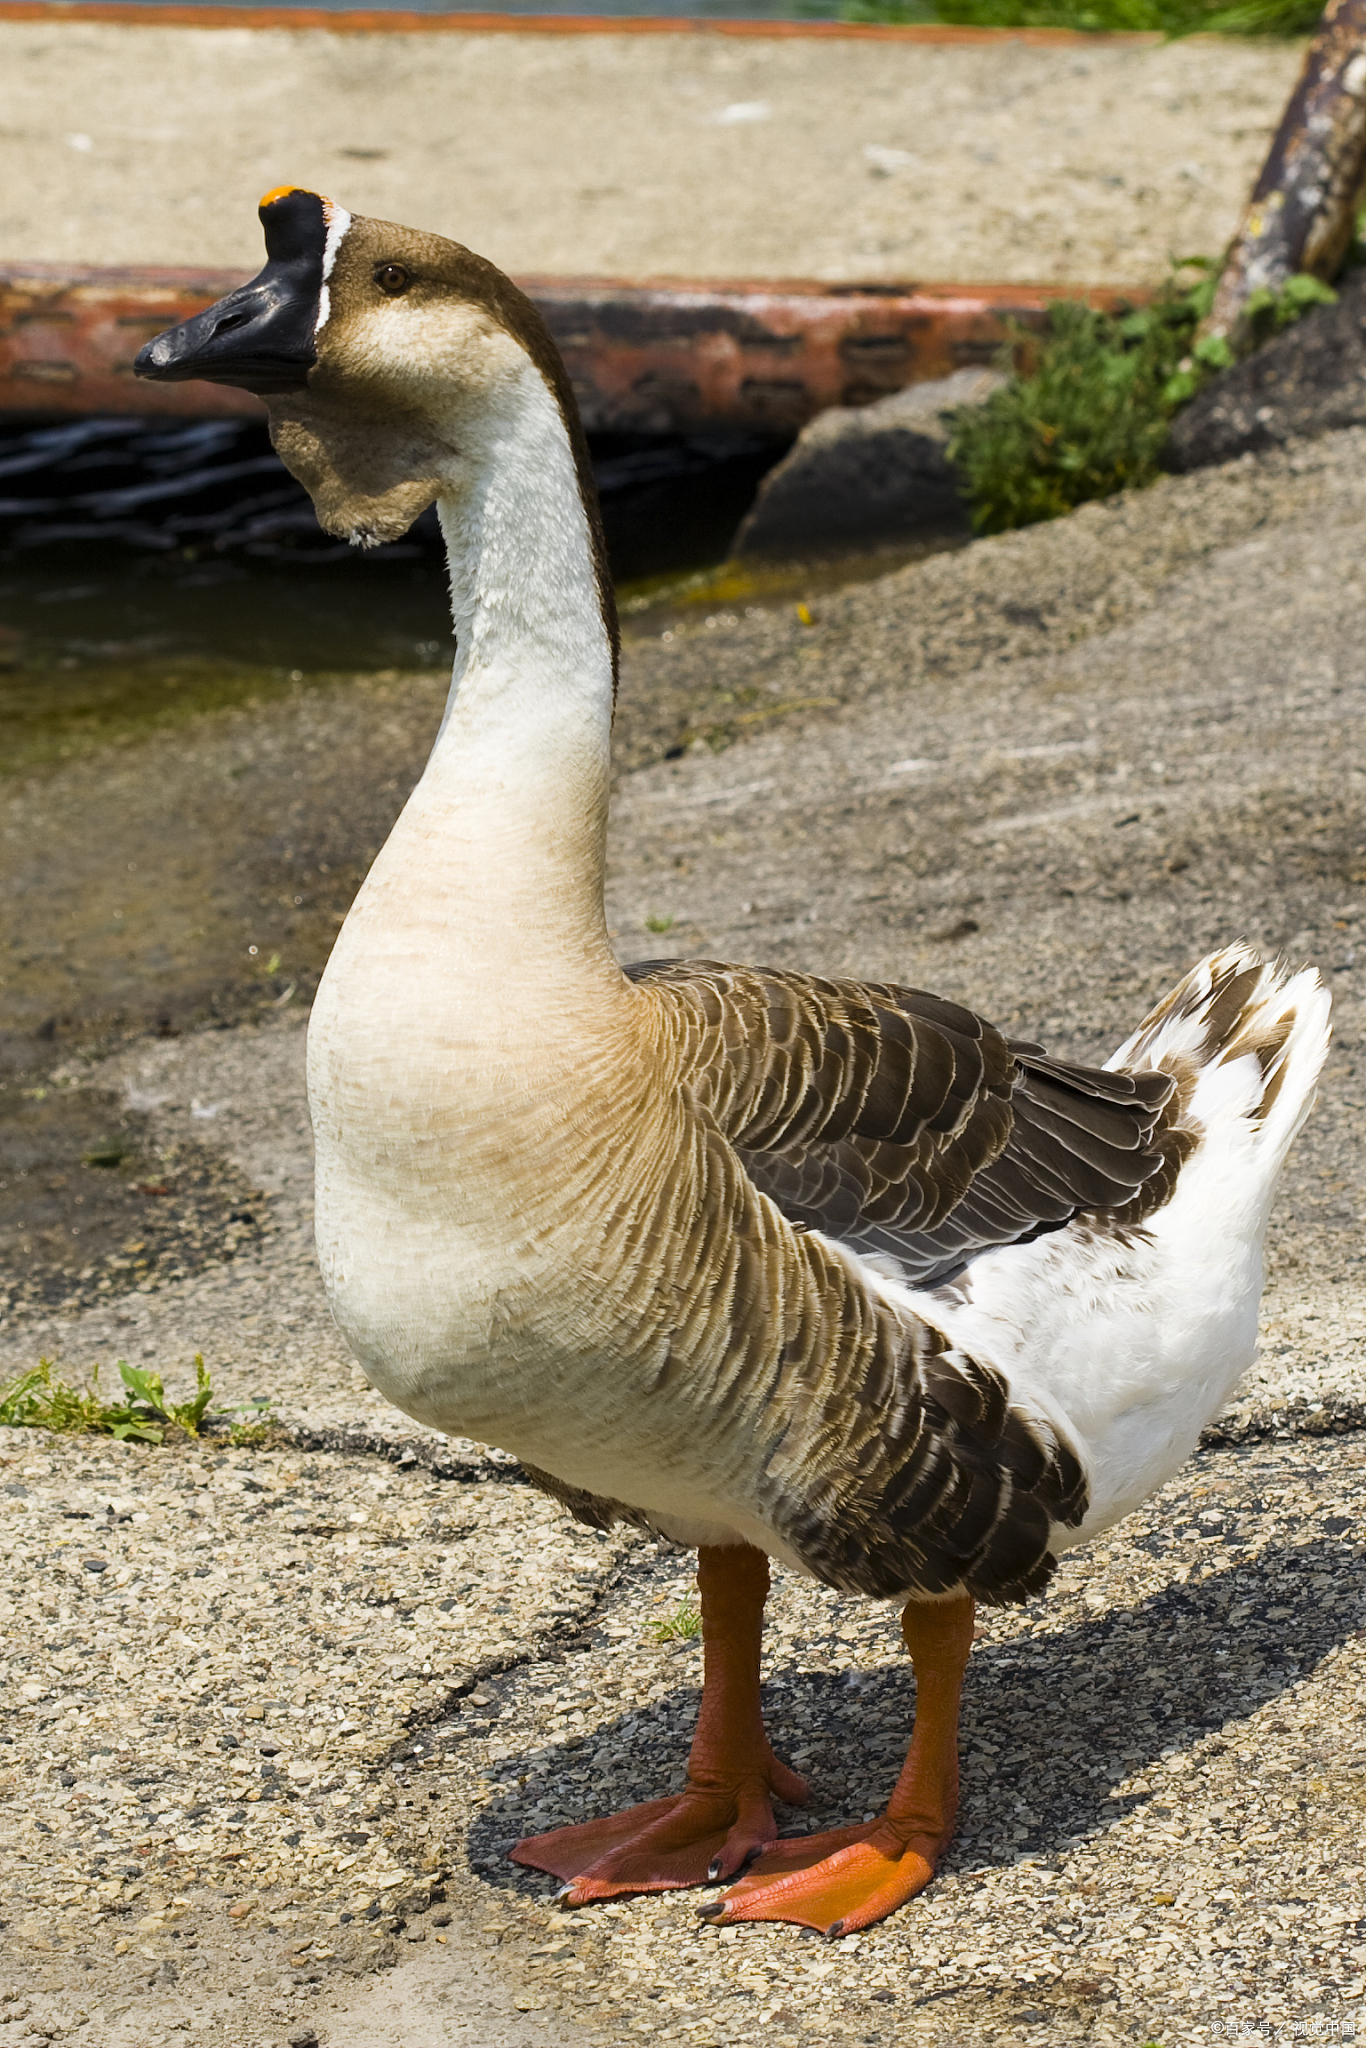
[[647, 1600, 703, 1643], [946, 263, 1336, 535], [833, 0, 1321, 34], [0, 1353, 231, 1444]]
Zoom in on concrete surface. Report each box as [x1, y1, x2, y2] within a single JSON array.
[[0, 20, 1301, 283], [4, 427, 1366, 2044]]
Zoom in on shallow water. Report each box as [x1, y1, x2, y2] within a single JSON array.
[[0, 413, 790, 774], [0, 406, 965, 1074]]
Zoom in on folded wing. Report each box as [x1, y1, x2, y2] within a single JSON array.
[[628, 959, 1182, 1285]]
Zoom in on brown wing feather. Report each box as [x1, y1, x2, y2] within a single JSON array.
[[627, 959, 1181, 1285], [520, 1015, 1094, 1604], [546, 958, 1187, 1605]]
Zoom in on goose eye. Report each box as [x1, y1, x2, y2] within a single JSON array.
[[375, 264, 412, 296]]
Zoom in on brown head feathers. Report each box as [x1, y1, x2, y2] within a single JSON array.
[[137, 191, 619, 682]]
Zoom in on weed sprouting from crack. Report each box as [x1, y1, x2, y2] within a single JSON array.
[[0, 1353, 270, 1445], [947, 261, 1338, 534], [647, 1599, 703, 1644]]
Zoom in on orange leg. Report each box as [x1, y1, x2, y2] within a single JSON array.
[[701, 1592, 975, 1936], [510, 1544, 807, 1903]]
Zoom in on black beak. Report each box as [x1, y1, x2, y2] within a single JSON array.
[[135, 188, 329, 395]]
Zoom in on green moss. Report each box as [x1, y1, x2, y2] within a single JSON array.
[[0, 657, 303, 781], [946, 265, 1336, 536]]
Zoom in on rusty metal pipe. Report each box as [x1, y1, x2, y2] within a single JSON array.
[[1, 266, 1145, 432], [0, 2, 1160, 41]]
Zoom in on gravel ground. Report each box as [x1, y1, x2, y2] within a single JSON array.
[[1, 20, 1298, 285], [1, 1433, 1362, 2045], [4, 430, 1366, 2042]]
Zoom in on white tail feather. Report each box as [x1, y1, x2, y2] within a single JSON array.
[[915, 943, 1330, 1549], [1106, 941, 1330, 1172]]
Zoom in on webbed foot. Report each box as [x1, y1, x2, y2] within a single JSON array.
[[700, 1593, 976, 1936], [699, 1816, 940, 1933], [509, 1543, 802, 1904], [512, 1757, 808, 1901]]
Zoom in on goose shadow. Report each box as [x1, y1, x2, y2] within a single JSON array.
[[463, 1534, 1364, 1890]]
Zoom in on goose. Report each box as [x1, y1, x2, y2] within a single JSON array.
[[137, 189, 1330, 1937]]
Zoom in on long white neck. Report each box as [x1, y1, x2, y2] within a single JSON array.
[[395, 360, 618, 978]]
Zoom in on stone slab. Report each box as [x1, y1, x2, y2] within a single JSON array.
[[0, 15, 1300, 283]]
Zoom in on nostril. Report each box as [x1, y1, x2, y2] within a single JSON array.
[[211, 309, 249, 337]]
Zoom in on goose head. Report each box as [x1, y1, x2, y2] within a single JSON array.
[[136, 188, 604, 563]]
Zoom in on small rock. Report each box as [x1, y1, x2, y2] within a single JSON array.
[[1167, 267, 1366, 470], [287, 2031, 319, 2048], [731, 368, 1003, 559]]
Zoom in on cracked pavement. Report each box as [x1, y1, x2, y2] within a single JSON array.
[[3, 432, 1366, 2044]]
